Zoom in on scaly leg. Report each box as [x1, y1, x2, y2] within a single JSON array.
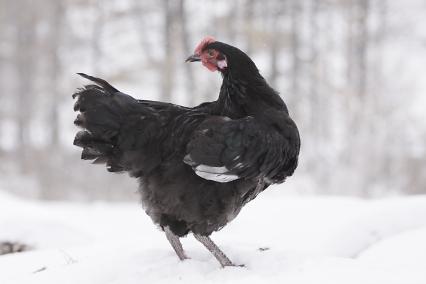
[[164, 226, 189, 261], [193, 234, 235, 267]]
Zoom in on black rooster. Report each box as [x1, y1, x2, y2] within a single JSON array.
[[73, 36, 300, 267]]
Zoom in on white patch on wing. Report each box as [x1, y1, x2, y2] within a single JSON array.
[[195, 171, 239, 183], [194, 165, 239, 183], [195, 165, 228, 174], [234, 162, 244, 168]]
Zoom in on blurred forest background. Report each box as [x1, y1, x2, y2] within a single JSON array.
[[0, 0, 425, 201]]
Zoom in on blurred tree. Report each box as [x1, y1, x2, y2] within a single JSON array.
[[269, 0, 285, 89], [243, 0, 255, 55], [47, 0, 65, 149], [0, 0, 5, 153], [306, 0, 323, 177], [0, 0, 424, 199], [308, 0, 320, 131], [91, 0, 105, 74], [13, 0, 38, 173], [132, 0, 154, 65], [224, 1, 238, 43], [160, 0, 176, 102], [347, 0, 370, 99], [289, 0, 302, 118], [177, 0, 196, 105]]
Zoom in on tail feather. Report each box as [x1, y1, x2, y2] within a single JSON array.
[[73, 74, 130, 173], [73, 84, 122, 138], [76, 73, 119, 94], [74, 130, 114, 163], [73, 73, 166, 177], [81, 147, 102, 160]]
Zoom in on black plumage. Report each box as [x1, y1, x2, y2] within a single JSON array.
[[73, 38, 300, 266]]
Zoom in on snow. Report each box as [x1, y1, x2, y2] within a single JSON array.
[[1, 190, 426, 284]]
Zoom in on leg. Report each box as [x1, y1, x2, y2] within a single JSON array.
[[194, 234, 235, 267], [164, 226, 189, 261]]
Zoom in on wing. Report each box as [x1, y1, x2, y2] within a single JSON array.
[[184, 114, 300, 184]]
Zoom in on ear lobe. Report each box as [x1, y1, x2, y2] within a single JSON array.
[[217, 60, 227, 69]]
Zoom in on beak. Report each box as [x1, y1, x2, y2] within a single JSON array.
[[185, 54, 201, 63]]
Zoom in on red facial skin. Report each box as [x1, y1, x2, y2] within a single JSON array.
[[193, 36, 226, 72]]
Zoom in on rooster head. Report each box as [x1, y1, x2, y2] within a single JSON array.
[[185, 36, 228, 72]]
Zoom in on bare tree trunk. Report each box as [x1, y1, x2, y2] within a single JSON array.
[[269, 1, 285, 88], [309, 0, 319, 122], [160, 0, 175, 102], [177, 0, 196, 105], [225, 1, 238, 42], [307, 0, 321, 172], [47, 0, 65, 149], [34, 0, 67, 200], [91, 0, 105, 74], [0, 56, 2, 154], [355, 0, 369, 99], [14, 0, 37, 173], [372, 0, 390, 189], [290, 0, 301, 98], [287, 0, 303, 122], [244, 0, 255, 55], [346, 0, 354, 87], [344, 0, 372, 195], [269, 35, 279, 88], [0, 2, 4, 153], [347, 0, 369, 99], [132, 0, 154, 63], [372, 0, 387, 94]]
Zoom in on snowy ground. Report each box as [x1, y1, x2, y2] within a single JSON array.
[[1, 189, 426, 284]]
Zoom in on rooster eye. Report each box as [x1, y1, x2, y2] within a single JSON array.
[[207, 49, 215, 57]]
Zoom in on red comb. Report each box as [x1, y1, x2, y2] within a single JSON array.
[[194, 36, 216, 55]]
